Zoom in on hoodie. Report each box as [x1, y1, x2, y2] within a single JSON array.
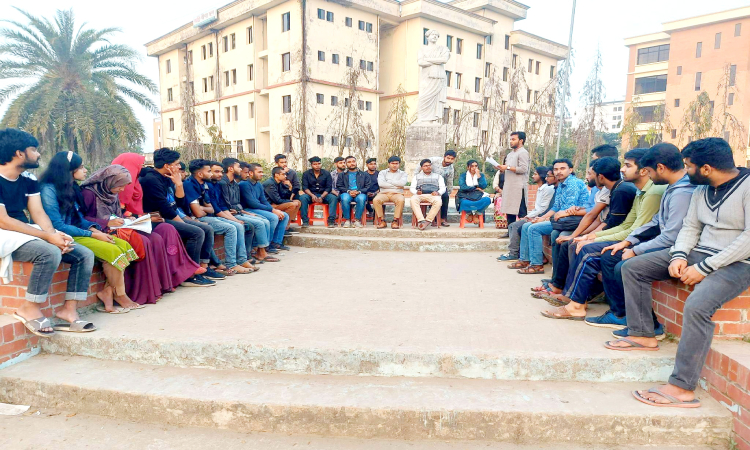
[[627, 174, 695, 255], [139, 167, 184, 220]]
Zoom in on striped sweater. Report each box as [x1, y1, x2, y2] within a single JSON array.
[[670, 168, 750, 275]]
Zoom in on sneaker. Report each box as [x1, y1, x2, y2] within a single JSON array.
[[584, 310, 627, 330], [354, 220, 363, 228], [327, 219, 336, 228], [180, 275, 216, 287], [612, 324, 666, 341], [497, 254, 519, 261], [203, 268, 226, 280], [343, 220, 351, 228], [276, 244, 291, 251], [302, 221, 310, 228], [288, 227, 301, 234]]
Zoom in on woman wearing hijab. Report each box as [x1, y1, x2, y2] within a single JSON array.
[[457, 160, 492, 224], [40, 152, 139, 313]]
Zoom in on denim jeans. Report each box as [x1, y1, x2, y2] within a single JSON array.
[[249, 209, 289, 245], [507, 218, 528, 257], [217, 217, 252, 263], [235, 214, 270, 248], [299, 194, 338, 222], [458, 196, 492, 213], [12, 240, 95, 303], [198, 216, 242, 268], [622, 249, 750, 391], [519, 220, 553, 266], [340, 192, 367, 220]]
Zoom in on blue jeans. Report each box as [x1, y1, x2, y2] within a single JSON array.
[[340, 192, 367, 220], [235, 213, 270, 248], [198, 216, 242, 268], [217, 217, 251, 263], [299, 194, 338, 222], [249, 209, 289, 244], [520, 220, 553, 266], [458, 196, 491, 212]]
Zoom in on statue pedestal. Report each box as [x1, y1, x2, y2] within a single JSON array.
[[405, 124, 446, 182]]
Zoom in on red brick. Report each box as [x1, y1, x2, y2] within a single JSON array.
[[714, 309, 744, 322], [0, 339, 28, 359], [721, 354, 731, 374], [728, 384, 750, 412], [737, 365, 750, 388], [734, 435, 750, 450], [0, 286, 18, 297], [736, 419, 750, 448], [1, 297, 25, 309], [730, 360, 741, 383], [660, 307, 677, 323], [677, 289, 690, 301], [703, 367, 728, 394], [708, 386, 733, 408], [737, 406, 750, 430], [49, 282, 68, 295], [1, 324, 13, 344], [723, 323, 750, 336], [661, 282, 678, 297], [725, 296, 750, 309]]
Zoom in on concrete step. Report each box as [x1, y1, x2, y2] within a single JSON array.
[[0, 410, 723, 450], [0, 355, 732, 447], [300, 226, 503, 239], [287, 233, 508, 252]]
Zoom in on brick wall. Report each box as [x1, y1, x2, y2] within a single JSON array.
[[701, 345, 750, 450]]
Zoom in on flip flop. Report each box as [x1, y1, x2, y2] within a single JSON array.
[[632, 388, 701, 408], [540, 306, 585, 321], [604, 338, 659, 352], [53, 319, 97, 333], [531, 284, 551, 292], [12, 313, 55, 338], [531, 290, 552, 299], [539, 293, 570, 307], [518, 265, 545, 274], [96, 305, 130, 314]]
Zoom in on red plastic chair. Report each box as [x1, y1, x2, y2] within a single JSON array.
[[460, 210, 484, 228]]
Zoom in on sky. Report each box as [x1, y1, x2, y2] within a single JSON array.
[[1, 0, 749, 151]]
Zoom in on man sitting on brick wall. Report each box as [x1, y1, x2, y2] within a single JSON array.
[[0, 128, 96, 337], [606, 137, 750, 409]]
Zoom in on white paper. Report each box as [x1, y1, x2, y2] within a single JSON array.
[[485, 156, 501, 168], [110, 215, 152, 234], [0, 402, 29, 416]]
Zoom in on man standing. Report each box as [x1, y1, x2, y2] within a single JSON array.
[[499, 131, 530, 224], [336, 156, 371, 228], [274, 154, 301, 199], [300, 156, 337, 228], [410, 159, 446, 231], [373, 156, 407, 229], [607, 138, 750, 409], [430, 150, 456, 227], [239, 163, 290, 252], [264, 167, 302, 231], [364, 158, 379, 216]]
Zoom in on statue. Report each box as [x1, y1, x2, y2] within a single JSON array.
[[417, 29, 451, 124]]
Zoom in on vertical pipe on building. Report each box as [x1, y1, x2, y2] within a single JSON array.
[[214, 30, 222, 140], [555, 0, 576, 159], [299, 0, 309, 165]]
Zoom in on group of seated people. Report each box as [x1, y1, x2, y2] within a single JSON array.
[[497, 137, 750, 408], [0, 128, 296, 337]]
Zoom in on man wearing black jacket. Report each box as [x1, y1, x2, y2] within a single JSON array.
[[264, 167, 302, 233], [139, 148, 221, 285], [336, 156, 372, 228]]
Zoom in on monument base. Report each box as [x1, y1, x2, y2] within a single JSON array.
[[405, 124, 446, 182]]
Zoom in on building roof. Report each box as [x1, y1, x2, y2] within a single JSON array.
[[624, 6, 750, 46], [447, 0, 529, 20], [509, 30, 568, 59]]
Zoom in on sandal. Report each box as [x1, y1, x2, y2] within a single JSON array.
[[507, 261, 529, 269], [604, 338, 659, 352], [262, 256, 281, 262], [96, 305, 130, 314], [531, 290, 552, 299], [531, 285, 550, 292], [540, 306, 585, 321], [632, 388, 700, 408], [233, 266, 253, 274], [518, 265, 545, 274], [53, 319, 97, 333], [540, 293, 570, 307], [12, 313, 55, 338], [391, 221, 400, 230]]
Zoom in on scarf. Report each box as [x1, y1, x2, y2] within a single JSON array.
[[465, 171, 480, 187], [80, 165, 132, 221], [112, 153, 145, 215]]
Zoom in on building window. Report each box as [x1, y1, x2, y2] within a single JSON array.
[[345, 17, 352, 27], [671, 130, 677, 139], [634, 106, 661, 123], [247, 26, 253, 44], [482, 130, 488, 144], [535, 61, 541, 75], [729, 92, 735, 106], [473, 112, 479, 127], [736, 23, 742, 36], [235, 140, 243, 153], [636, 44, 669, 65], [208, 43, 213, 57], [331, 136, 338, 146], [453, 109, 460, 124], [204, 111, 209, 125], [209, 76, 214, 91], [423, 27, 428, 45], [318, 51, 325, 61], [730, 64, 737, 86], [674, 99, 680, 107], [225, 107, 231, 122], [316, 93, 324, 104], [502, 67, 509, 82], [346, 137, 352, 147], [526, 89, 532, 103], [282, 95, 291, 113], [317, 135, 324, 145], [550, 65, 555, 78], [327, 11, 334, 22], [232, 33, 236, 49], [282, 12, 291, 32], [344, 98, 349, 107], [475, 77, 481, 93], [201, 45, 207, 60], [211, 110, 216, 124], [246, 139, 255, 154], [367, 61, 373, 72], [456, 72, 462, 89], [166, 59, 171, 73], [232, 105, 238, 121], [231, 69, 237, 85], [360, 59, 366, 70], [284, 135, 292, 153], [485, 63, 491, 77], [476, 43, 483, 59], [483, 97, 489, 111], [318, 9, 325, 19], [696, 42, 702, 58], [248, 102, 255, 118], [282, 53, 291, 72], [528, 59, 533, 72], [715, 32, 721, 49], [224, 71, 230, 87], [634, 75, 667, 94], [512, 54, 517, 68], [358, 100, 364, 110], [331, 96, 338, 106], [677, 66, 682, 75], [445, 71, 451, 87], [332, 54, 339, 64], [223, 36, 228, 52], [534, 91, 539, 103], [443, 108, 450, 124], [187, 50, 193, 65], [504, 34, 510, 50], [695, 72, 702, 91], [457, 38, 463, 54], [366, 101, 372, 111], [362, 21, 367, 31], [247, 64, 254, 81], [366, 23, 373, 33], [447, 35, 453, 52], [169, 118, 174, 131], [346, 56, 352, 67], [167, 88, 173, 102]]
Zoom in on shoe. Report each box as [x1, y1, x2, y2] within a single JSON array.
[[274, 243, 291, 251], [180, 275, 216, 287], [288, 227, 301, 234], [284, 231, 294, 237], [344, 220, 351, 228], [440, 221, 450, 227], [498, 231, 509, 239], [497, 254, 519, 261], [584, 310, 627, 330], [354, 220, 363, 228], [327, 220, 336, 228], [267, 247, 279, 254], [203, 267, 226, 280], [612, 324, 666, 341], [391, 220, 400, 230], [301, 222, 310, 228], [376, 220, 387, 229]]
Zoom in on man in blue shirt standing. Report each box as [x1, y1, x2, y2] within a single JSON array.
[[239, 163, 290, 252]]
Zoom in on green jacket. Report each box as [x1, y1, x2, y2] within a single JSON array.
[[593, 179, 666, 243]]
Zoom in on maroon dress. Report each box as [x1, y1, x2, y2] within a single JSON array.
[[81, 190, 198, 304]]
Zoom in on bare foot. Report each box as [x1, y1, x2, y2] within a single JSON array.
[[114, 294, 139, 309], [636, 384, 695, 404], [96, 286, 117, 312], [55, 301, 81, 324], [16, 303, 54, 333], [564, 302, 586, 317]]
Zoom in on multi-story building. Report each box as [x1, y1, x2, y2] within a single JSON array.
[[146, 0, 567, 165], [571, 99, 624, 134], [624, 6, 750, 163]]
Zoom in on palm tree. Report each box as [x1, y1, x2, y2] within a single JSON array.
[[0, 8, 157, 166]]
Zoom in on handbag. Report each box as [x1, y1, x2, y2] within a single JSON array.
[[550, 215, 583, 231], [461, 189, 485, 202]]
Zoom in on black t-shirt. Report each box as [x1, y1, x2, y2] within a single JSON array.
[[0, 172, 40, 223]]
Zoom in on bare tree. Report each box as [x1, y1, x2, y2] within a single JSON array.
[[380, 84, 412, 161], [284, 71, 317, 169], [477, 66, 510, 171], [571, 48, 606, 170], [522, 76, 559, 166], [326, 67, 374, 165]]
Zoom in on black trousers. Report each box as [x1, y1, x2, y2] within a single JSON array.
[[506, 196, 527, 225]]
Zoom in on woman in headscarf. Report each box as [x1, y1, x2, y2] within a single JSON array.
[[109, 153, 202, 298], [40, 152, 139, 313]]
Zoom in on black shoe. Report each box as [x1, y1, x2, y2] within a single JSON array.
[[327, 219, 336, 228], [181, 275, 216, 287], [276, 244, 291, 251], [284, 231, 293, 237], [301, 222, 310, 228], [203, 268, 225, 280], [267, 247, 279, 254]]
